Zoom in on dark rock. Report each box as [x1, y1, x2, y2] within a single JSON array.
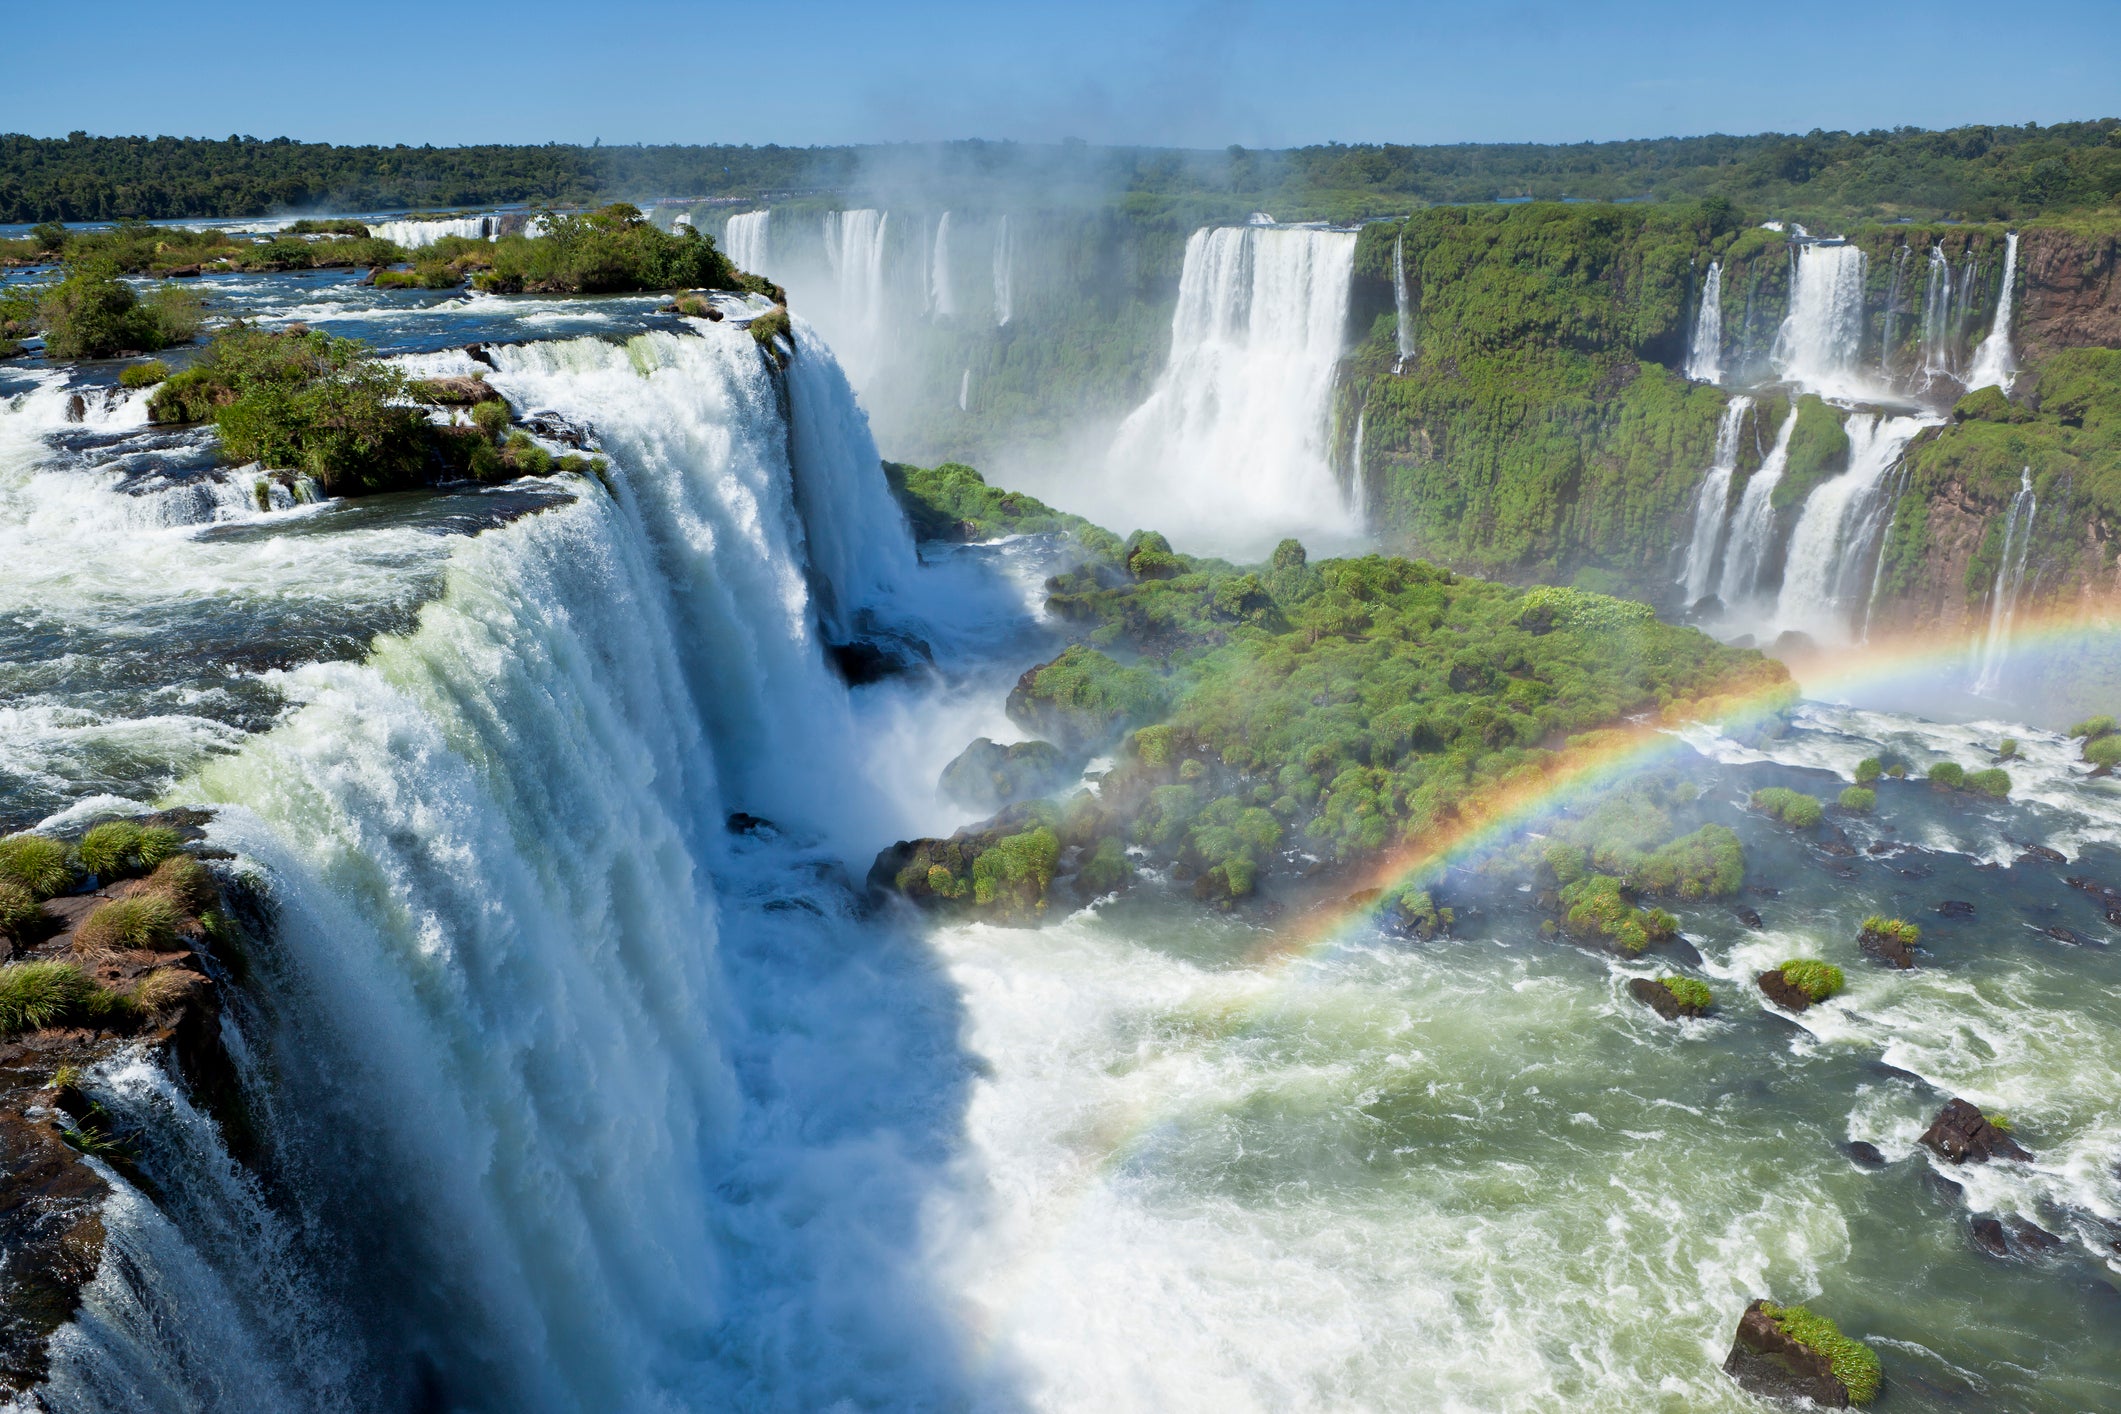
[[1866, 842, 1895, 856], [725, 812, 777, 837], [1972, 1217, 2010, 1256], [63, 394, 84, 424], [1846, 1140, 1888, 1169], [520, 411, 596, 450], [2011, 1219, 2064, 1252], [464, 343, 497, 368], [1923, 1168, 1966, 1201], [2067, 875, 2121, 902], [1756, 969, 1814, 1012], [1935, 899, 1976, 918], [1628, 977, 1706, 1021], [1665, 936, 1704, 967], [2019, 843, 2067, 865], [1819, 840, 1857, 858], [1860, 932, 1916, 969], [827, 635, 931, 686], [2043, 924, 2087, 946], [1721, 1300, 1851, 1408], [1897, 864, 1933, 880], [1919, 1098, 2032, 1164], [1735, 907, 1764, 929], [2105, 907, 2121, 927], [938, 738, 1071, 813], [1750, 885, 1782, 898]]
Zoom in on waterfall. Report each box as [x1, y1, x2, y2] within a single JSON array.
[[1685, 262, 1723, 384], [1972, 467, 2037, 694], [369, 216, 494, 248], [824, 209, 890, 332], [1771, 242, 1870, 400], [1392, 230, 1415, 369], [930, 211, 955, 317], [1102, 224, 1362, 556], [723, 210, 770, 274], [1918, 245, 1955, 385], [958, 366, 970, 411], [1347, 409, 1367, 517], [1716, 408, 1798, 613], [1966, 231, 2021, 392], [991, 215, 1014, 327], [1771, 413, 1931, 643], [1676, 396, 1753, 606], [34, 318, 970, 1411]]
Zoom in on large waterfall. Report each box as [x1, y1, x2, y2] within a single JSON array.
[[1973, 466, 2038, 694], [1771, 242, 1870, 401], [1715, 407, 1797, 615], [1675, 396, 1752, 606], [1965, 230, 2020, 392], [1100, 224, 1362, 556], [723, 210, 771, 274], [1685, 262, 1723, 384], [1771, 413, 1929, 643], [369, 216, 493, 248], [1392, 230, 1415, 369]]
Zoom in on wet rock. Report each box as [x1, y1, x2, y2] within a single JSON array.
[[2019, 843, 2067, 865], [1859, 929, 1917, 970], [1721, 1300, 1853, 1408], [464, 342, 497, 368], [1972, 1217, 2010, 1256], [1923, 1168, 1966, 1201], [2011, 1219, 2063, 1252], [827, 634, 931, 686], [2105, 907, 2121, 927], [1935, 900, 1976, 919], [63, 394, 85, 424], [939, 738, 1071, 813], [1750, 885, 1781, 898], [1735, 907, 1763, 929], [1920, 1098, 2032, 1164], [412, 375, 494, 406], [2043, 924, 2087, 946], [2066, 875, 2121, 903], [1896, 864, 1933, 880], [725, 812, 777, 837], [1627, 977, 1707, 1021], [1846, 1140, 1888, 1169], [1866, 842, 1896, 856], [1819, 840, 1857, 858], [519, 412, 596, 450], [1756, 969, 1815, 1012]]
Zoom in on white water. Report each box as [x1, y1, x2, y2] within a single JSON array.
[[1973, 467, 2038, 695], [992, 214, 1014, 327], [1676, 396, 1752, 606], [1918, 246, 1957, 386], [1773, 243, 1871, 401], [1772, 413, 1931, 643], [368, 216, 492, 248], [1686, 262, 1724, 383], [959, 366, 970, 411], [1966, 231, 2021, 393], [1391, 230, 1415, 369], [723, 210, 770, 275], [931, 211, 956, 318], [822, 209, 892, 380], [1715, 407, 1797, 613], [1097, 225, 1362, 557], [1346, 408, 1366, 517]]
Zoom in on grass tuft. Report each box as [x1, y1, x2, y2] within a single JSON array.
[[0, 961, 100, 1033], [1750, 787, 1824, 829], [1760, 1303, 1882, 1405], [76, 821, 184, 880], [0, 832, 74, 899], [1660, 975, 1713, 1010], [1778, 958, 1845, 1002], [74, 896, 182, 956]]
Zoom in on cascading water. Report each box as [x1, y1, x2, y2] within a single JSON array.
[[930, 211, 955, 318], [1346, 408, 1367, 517], [1919, 245, 1956, 385], [1771, 413, 1932, 643], [1715, 408, 1797, 615], [1685, 262, 1723, 384], [1973, 467, 2038, 694], [958, 366, 970, 411], [723, 210, 770, 274], [991, 215, 1014, 327], [1099, 224, 1362, 556], [824, 210, 890, 333], [1966, 231, 2021, 392], [1392, 230, 1415, 369], [368, 216, 493, 248], [1771, 242, 1870, 400], [1675, 396, 1752, 607]]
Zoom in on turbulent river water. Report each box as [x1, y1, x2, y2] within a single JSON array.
[[2, 265, 2118, 1412]]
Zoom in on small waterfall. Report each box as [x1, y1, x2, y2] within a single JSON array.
[[369, 216, 494, 248], [992, 215, 1014, 327], [958, 367, 970, 411], [1347, 408, 1367, 516], [1966, 231, 2021, 392], [1972, 466, 2037, 694], [1676, 396, 1753, 605], [1918, 245, 1955, 385], [1103, 224, 1362, 554], [931, 211, 956, 318], [723, 210, 771, 274], [1392, 230, 1415, 369], [1771, 413, 1931, 643], [1771, 242, 1870, 400], [1685, 262, 1723, 384], [1716, 409, 1798, 612]]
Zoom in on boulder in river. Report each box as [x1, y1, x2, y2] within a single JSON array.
[[1627, 975, 1710, 1020], [2019, 843, 2066, 865], [1919, 1098, 2031, 1164], [1845, 1140, 1887, 1169], [1935, 899, 1976, 919], [1722, 1299, 1880, 1407]]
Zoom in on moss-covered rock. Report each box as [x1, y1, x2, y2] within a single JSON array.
[[1005, 645, 1168, 752], [1723, 1299, 1881, 1406], [938, 738, 1072, 813]]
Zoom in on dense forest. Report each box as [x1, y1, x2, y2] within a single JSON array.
[[4, 120, 2119, 223]]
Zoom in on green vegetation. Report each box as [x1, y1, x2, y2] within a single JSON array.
[[1529, 788, 1746, 902], [1750, 787, 1824, 828], [1927, 761, 1967, 789], [76, 820, 183, 880], [2086, 734, 2121, 769], [1778, 959, 1846, 1003], [1659, 975, 1713, 1011], [1997, 737, 2020, 760], [73, 896, 181, 956], [37, 264, 202, 359], [0, 220, 404, 276], [884, 460, 1120, 549], [1773, 396, 1852, 511], [1963, 767, 2012, 798], [1757, 1303, 1881, 1406], [1854, 756, 1884, 784], [0, 832, 74, 899], [0, 961, 130, 1035], [1838, 786, 1877, 812], [1860, 915, 1920, 949], [1557, 873, 1678, 954], [459, 204, 751, 295], [119, 358, 169, 388], [747, 306, 792, 360], [2070, 714, 2117, 740], [1006, 644, 1169, 750], [1986, 1112, 2014, 1133], [1379, 883, 1453, 938]]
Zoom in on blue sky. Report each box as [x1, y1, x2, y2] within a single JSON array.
[[12, 1, 2119, 149]]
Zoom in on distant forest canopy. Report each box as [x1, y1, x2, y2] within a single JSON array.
[[3, 120, 2119, 224]]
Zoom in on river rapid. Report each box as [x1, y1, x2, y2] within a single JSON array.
[[1, 264, 2117, 1411]]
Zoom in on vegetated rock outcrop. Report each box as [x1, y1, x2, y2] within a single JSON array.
[[1919, 1098, 2032, 1164], [938, 738, 1072, 813], [0, 812, 251, 1394], [1858, 915, 1920, 968], [1722, 1299, 1881, 1407], [1628, 974, 1712, 1020]]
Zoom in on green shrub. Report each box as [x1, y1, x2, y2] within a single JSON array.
[[1997, 737, 2019, 760], [1860, 915, 1919, 948], [749, 305, 792, 355], [76, 821, 183, 879], [1927, 761, 1966, 789], [1963, 767, 2011, 798], [74, 896, 182, 955], [142, 855, 216, 914], [1380, 883, 1454, 937], [469, 399, 511, 438], [1853, 757, 1883, 784], [0, 961, 101, 1034], [1838, 786, 1876, 812], [1560, 874, 1675, 954], [1778, 959, 1844, 1002], [0, 833, 74, 899], [2084, 735, 2121, 768], [1627, 823, 1744, 900], [1986, 1112, 2013, 1133], [970, 826, 1060, 910], [503, 431, 552, 476], [1885, 761, 1908, 779], [119, 358, 170, 389], [1660, 975, 1713, 1010], [0, 881, 39, 940], [1758, 1304, 1881, 1405], [371, 268, 424, 289], [37, 266, 172, 359], [2069, 714, 2116, 740], [478, 204, 742, 295], [1751, 787, 1824, 829]]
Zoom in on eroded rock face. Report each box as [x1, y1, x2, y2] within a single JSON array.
[[2019, 226, 2121, 362], [1722, 1300, 1849, 1409], [1920, 1098, 2032, 1164]]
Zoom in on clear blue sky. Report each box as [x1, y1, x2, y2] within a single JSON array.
[[12, 0, 2119, 149]]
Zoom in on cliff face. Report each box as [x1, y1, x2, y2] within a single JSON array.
[[2019, 225, 2121, 360]]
